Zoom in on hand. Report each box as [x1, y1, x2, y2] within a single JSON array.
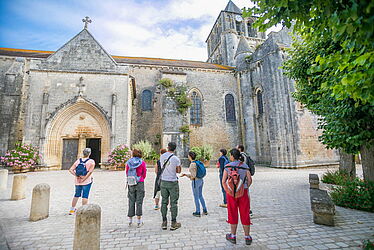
[[180, 173, 186, 177]]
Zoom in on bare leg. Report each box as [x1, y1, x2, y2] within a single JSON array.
[[155, 198, 159, 206], [243, 225, 250, 236], [82, 198, 88, 205], [71, 197, 79, 207], [230, 224, 238, 235]]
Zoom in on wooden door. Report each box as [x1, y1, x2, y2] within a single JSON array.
[[62, 139, 79, 170]]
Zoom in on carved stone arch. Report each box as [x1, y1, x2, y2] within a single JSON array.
[[188, 87, 204, 101], [44, 97, 111, 169]]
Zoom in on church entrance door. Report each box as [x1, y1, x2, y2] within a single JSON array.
[[62, 139, 79, 170], [86, 138, 101, 168]]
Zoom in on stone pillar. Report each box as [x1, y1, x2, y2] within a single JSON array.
[[29, 183, 50, 221], [0, 169, 8, 190], [309, 174, 319, 189], [11, 174, 27, 200], [73, 204, 101, 250]]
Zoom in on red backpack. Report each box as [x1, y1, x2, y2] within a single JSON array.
[[224, 163, 248, 198]]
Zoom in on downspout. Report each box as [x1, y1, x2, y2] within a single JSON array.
[[236, 71, 245, 146]]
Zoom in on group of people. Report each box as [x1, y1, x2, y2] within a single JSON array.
[[68, 142, 255, 245]]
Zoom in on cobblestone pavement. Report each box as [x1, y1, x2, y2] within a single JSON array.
[[0, 166, 373, 250]]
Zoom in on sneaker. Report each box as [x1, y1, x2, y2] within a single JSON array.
[[250, 210, 253, 217], [154, 205, 160, 210], [162, 221, 167, 230], [226, 234, 236, 244], [219, 204, 227, 208], [170, 221, 181, 231], [203, 210, 208, 215], [69, 208, 76, 215], [245, 236, 253, 245], [192, 212, 201, 217], [137, 222, 144, 228]]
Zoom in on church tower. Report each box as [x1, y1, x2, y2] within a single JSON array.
[[206, 0, 266, 67]]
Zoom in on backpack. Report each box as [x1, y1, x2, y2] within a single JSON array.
[[76, 158, 90, 177], [241, 152, 255, 176], [222, 156, 230, 168], [195, 160, 206, 179], [224, 163, 248, 198], [127, 166, 140, 186]]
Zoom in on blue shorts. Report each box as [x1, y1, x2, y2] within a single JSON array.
[[74, 182, 92, 199]]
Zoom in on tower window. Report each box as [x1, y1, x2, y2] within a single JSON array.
[[190, 91, 202, 125], [256, 90, 264, 115], [225, 94, 236, 122], [141, 89, 152, 111]]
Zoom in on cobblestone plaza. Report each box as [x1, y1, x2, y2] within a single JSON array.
[[1, 166, 373, 249]]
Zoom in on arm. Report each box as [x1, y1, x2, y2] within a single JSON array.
[[155, 161, 159, 174], [69, 160, 78, 177], [142, 161, 147, 179], [80, 160, 95, 183], [222, 170, 228, 190], [176, 165, 181, 174], [246, 170, 252, 187], [184, 163, 196, 179]]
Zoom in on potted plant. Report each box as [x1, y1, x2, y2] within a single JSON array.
[[0, 143, 41, 173], [190, 145, 213, 167], [107, 144, 131, 170]]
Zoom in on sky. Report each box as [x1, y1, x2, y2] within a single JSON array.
[[0, 0, 277, 61]]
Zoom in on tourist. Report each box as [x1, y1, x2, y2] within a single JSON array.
[[181, 151, 208, 217], [159, 142, 182, 230], [126, 149, 147, 227], [222, 148, 253, 245], [153, 148, 167, 210], [68, 148, 95, 215], [217, 148, 230, 208]]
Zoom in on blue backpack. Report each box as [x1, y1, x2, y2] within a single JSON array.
[[76, 158, 89, 176], [195, 160, 206, 179], [222, 156, 230, 167]]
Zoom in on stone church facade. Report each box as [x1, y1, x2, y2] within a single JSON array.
[[0, 1, 339, 169]]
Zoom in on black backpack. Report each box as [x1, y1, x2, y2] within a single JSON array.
[[241, 152, 255, 176]]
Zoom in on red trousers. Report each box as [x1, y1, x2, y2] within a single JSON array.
[[226, 189, 251, 225]]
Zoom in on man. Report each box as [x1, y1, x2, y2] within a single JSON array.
[[68, 148, 95, 215], [159, 142, 182, 230], [237, 145, 254, 217]]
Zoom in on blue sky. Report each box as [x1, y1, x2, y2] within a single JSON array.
[[0, 0, 258, 61]]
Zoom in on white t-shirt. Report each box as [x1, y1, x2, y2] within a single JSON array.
[[160, 152, 181, 182]]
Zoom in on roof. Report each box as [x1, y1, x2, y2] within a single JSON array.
[[0, 47, 233, 71], [224, 0, 242, 14]]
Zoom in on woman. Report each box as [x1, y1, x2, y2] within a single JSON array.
[[181, 151, 208, 217], [153, 148, 167, 210], [222, 148, 252, 245], [216, 148, 229, 208], [126, 149, 147, 227]]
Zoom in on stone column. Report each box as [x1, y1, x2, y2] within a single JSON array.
[[0, 169, 8, 190], [73, 204, 101, 250], [11, 174, 27, 200], [29, 183, 50, 221]]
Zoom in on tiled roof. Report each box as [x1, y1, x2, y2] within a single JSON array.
[[0, 48, 233, 71]]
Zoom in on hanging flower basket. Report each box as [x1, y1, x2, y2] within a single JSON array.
[[0, 143, 41, 174]]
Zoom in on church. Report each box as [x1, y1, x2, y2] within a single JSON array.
[[0, 1, 339, 169]]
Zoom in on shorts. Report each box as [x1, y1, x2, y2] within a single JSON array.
[[74, 182, 92, 199]]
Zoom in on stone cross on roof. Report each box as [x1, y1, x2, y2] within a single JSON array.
[[82, 16, 92, 29]]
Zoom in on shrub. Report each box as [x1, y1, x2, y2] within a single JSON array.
[[190, 145, 214, 162], [330, 179, 374, 212], [108, 144, 131, 166], [363, 240, 374, 250], [132, 140, 155, 161], [158, 78, 174, 88], [179, 125, 191, 133], [0, 143, 41, 172], [321, 170, 354, 186]]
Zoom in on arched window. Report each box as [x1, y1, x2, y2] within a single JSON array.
[[190, 91, 202, 125], [225, 94, 236, 122], [141, 90, 152, 111], [257, 90, 264, 115]]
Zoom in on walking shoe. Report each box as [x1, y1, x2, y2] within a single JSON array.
[[226, 234, 236, 244], [245, 235, 253, 245], [250, 210, 253, 217], [170, 221, 181, 231], [154, 205, 160, 210], [192, 212, 201, 217], [137, 222, 144, 228], [69, 208, 76, 215], [162, 221, 167, 230], [203, 210, 208, 215], [219, 204, 227, 208]]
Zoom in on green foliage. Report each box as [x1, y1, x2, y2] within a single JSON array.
[[330, 178, 374, 212], [363, 240, 374, 250], [132, 140, 155, 161], [0, 143, 41, 171], [321, 170, 355, 186], [158, 78, 192, 114], [179, 125, 191, 133], [108, 144, 131, 166], [158, 78, 174, 88], [190, 145, 214, 161], [244, 0, 374, 105]]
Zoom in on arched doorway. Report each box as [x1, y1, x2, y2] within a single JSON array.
[[44, 98, 111, 169]]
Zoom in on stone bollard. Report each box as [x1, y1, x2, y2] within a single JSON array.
[[309, 173, 319, 189], [0, 169, 8, 190], [73, 204, 101, 250], [310, 188, 335, 226], [29, 183, 50, 221], [11, 174, 27, 200]]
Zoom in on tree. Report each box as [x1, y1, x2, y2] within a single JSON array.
[[244, 0, 374, 181]]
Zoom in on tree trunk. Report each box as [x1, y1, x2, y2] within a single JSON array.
[[361, 144, 374, 182], [339, 150, 356, 177]]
